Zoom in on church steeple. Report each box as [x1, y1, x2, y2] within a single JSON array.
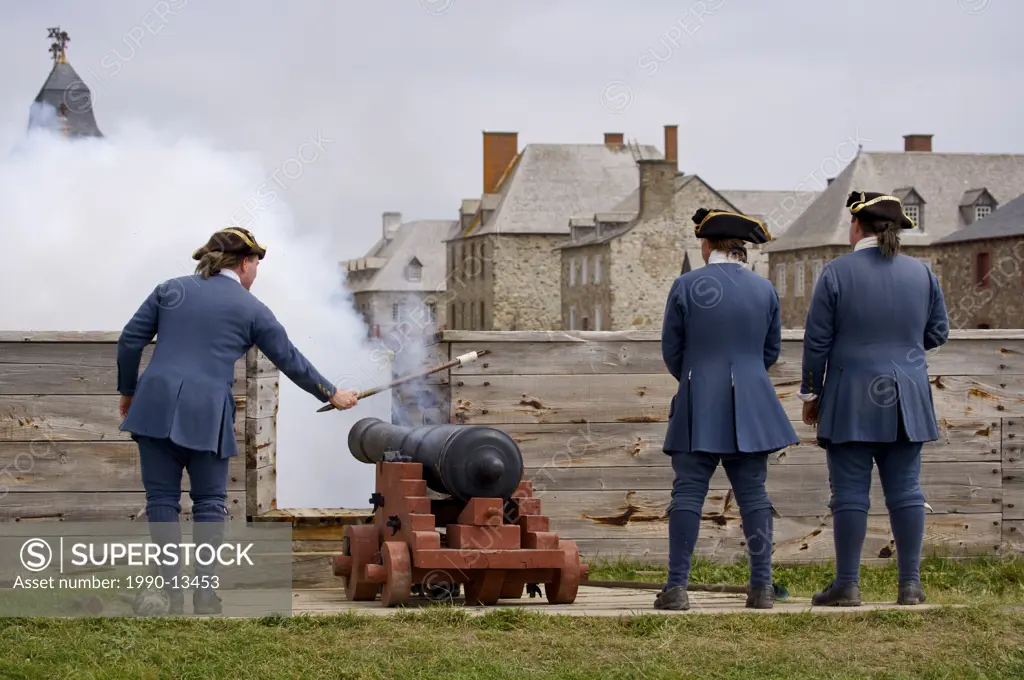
[[29, 26, 104, 138]]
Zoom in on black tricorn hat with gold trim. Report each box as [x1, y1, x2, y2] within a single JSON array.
[[192, 227, 267, 261], [846, 191, 914, 230], [691, 208, 771, 244]]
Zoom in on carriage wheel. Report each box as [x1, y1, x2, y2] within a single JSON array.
[[380, 541, 413, 607], [343, 524, 382, 602], [464, 570, 506, 606], [544, 541, 581, 604]]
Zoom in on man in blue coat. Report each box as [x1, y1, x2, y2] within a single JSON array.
[[656, 209, 799, 611], [117, 227, 359, 614], [800, 191, 949, 606]]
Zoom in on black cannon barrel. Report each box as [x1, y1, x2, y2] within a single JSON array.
[[348, 417, 524, 502]]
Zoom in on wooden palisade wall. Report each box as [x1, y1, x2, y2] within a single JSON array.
[[421, 329, 1024, 565]]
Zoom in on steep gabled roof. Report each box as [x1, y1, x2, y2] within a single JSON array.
[[764, 150, 1024, 252], [31, 61, 103, 138], [343, 219, 458, 293], [461, 142, 662, 238], [932, 192, 1024, 245]]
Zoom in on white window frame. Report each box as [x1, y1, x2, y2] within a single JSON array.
[[593, 256, 601, 284], [812, 259, 823, 290], [407, 261, 422, 282], [776, 264, 787, 298], [392, 303, 400, 321], [569, 258, 576, 287], [975, 205, 992, 222], [794, 261, 805, 297], [581, 257, 588, 286], [904, 204, 921, 232], [594, 304, 602, 331], [569, 306, 576, 331]]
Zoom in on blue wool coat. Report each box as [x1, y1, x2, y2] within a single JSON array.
[[117, 273, 337, 458], [661, 263, 799, 455], [801, 247, 950, 446]]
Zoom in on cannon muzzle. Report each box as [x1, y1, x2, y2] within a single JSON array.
[[348, 418, 524, 502]]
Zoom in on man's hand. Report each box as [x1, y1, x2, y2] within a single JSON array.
[[119, 395, 133, 420], [329, 389, 359, 411], [802, 399, 819, 427]]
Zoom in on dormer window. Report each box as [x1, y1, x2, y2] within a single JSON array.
[[893, 187, 925, 232], [406, 258, 422, 282], [959, 188, 998, 225]]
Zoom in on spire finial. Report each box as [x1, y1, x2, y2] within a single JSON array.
[[47, 27, 69, 65]]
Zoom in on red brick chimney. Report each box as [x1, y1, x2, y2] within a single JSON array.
[[604, 132, 624, 148], [664, 124, 678, 172], [482, 131, 518, 194], [903, 134, 933, 152]]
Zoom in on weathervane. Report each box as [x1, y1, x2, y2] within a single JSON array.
[[47, 27, 70, 65]]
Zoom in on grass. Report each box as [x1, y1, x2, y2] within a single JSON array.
[[589, 554, 1024, 605], [2, 557, 1023, 678], [2, 606, 1024, 679]]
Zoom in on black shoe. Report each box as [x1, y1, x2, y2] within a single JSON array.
[[746, 584, 775, 610], [166, 589, 185, 615], [897, 581, 926, 605], [193, 588, 222, 615], [191, 519, 226, 615], [811, 580, 862, 607], [653, 586, 689, 611]]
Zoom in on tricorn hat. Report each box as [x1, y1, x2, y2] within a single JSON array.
[[192, 227, 267, 261], [846, 191, 915, 229], [692, 208, 771, 244]]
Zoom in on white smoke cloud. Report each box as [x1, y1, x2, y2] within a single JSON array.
[[0, 111, 393, 508]]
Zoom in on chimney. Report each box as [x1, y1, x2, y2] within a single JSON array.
[[663, 124, 678, 172], [604, 132, 624, 148], [904, 134, 933, 152], [382, 212, 402, 240], [637, 159, 677, 220], [482, 131, 519, 194]]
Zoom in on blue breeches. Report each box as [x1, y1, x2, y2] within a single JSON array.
[[135, 435, 229, 524]]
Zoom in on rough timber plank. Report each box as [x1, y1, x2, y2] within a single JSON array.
[[1002, 520, 1024, 553], [510, 419, 1000, 468], [0, 441, 245, 492], [437, 330, 1024, 343], [570, 513, 1002, 564], [392, 382, 450, 425], [245, 347, 278, 377], [245, 375, 279, 420], [0, 395, 244, 442], [0, 344, 247, 396], [246, 464, 277, 517], [451, 374, 1024, 425], [0, 332, 125, 342], [447, 340, 1024, 378], [0, 491, 246, 522], [1002, 418, 1024, 520], [245, 416, 276, 470]]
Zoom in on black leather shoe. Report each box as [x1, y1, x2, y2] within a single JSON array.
[[811, 580, 862, 607], [746, 584, 775, 609], [193, 588, 222, 615], [897, 581, 926, 605], [653, 586, 689, 611], [166, 589, 185, 615]]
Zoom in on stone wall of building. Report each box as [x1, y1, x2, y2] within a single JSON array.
[[492, 234, 564, 330], [931, 237, 1024, 329], [444, 234, 494, 330], [353, 290, 442, 340], [769, 245, 937, 328], [561, 244, 611, 330], [608, 179, 737, 330]]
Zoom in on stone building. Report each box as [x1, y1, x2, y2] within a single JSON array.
[[342, 212, 458, 341], [763, 133, 1024, 327], [443, 129, 664, 331], [930, 192, 1024, 329]]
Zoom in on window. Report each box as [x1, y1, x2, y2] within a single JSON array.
[[461, 303, 467, 328], [569, 306, 576, 331], [975, 205, 992, 222], [812, 260, 823, 289], [428, 303, 437, 322], [581, 257, 588, 285], [975, 252, 990, 288], [392, 303, 400, 321], [581, 317, 590, 331], [594, 256, 601, 283], [904, 204, 920, 231], [594, 305, 602, 331], [775, 264, 787, 297], [479, 301, 485, 330], [794, 261, 806, 297], [569, 258, 576, 287], [470, 302, 476, 330], [406, 259, 422, 282], [977, 323, 991, 329]]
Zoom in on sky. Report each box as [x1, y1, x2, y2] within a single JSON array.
[[2, 0, 1021, 261]]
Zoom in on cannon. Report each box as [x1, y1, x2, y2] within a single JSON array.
[[333, 418, 588, 607]]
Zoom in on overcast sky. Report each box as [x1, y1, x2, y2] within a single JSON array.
[[3, 0, 1021, 259]]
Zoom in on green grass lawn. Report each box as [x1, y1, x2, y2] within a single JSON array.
[[590, 554, 1024, 605], [1, 557, 1023, 679]]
